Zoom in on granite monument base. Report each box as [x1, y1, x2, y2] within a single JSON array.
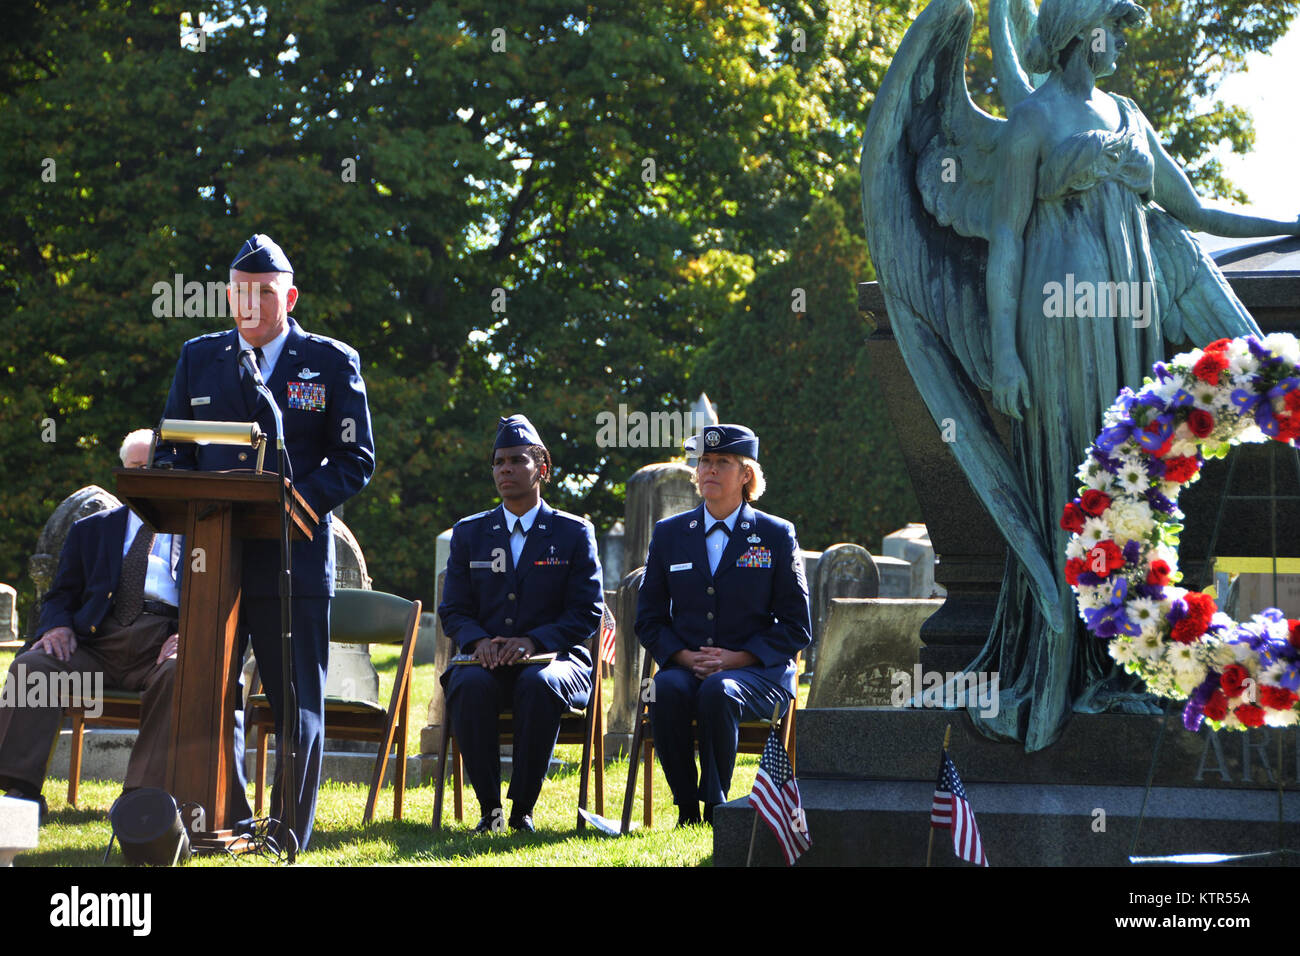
[[714, 708, 1300, 866]]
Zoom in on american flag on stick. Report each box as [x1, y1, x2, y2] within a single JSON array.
[[930, 748, 989, 867], [748, 723, 810, 866], [599, 603, 616, 666]]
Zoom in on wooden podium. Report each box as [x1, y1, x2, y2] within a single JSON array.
[[113, 468, 317, 849]]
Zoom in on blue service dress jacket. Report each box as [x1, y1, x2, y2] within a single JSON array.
[[37, 506, 183, 641], [153, 318, 375, 595], [635, 502, 811, 695], [439, 501, 603, 665]]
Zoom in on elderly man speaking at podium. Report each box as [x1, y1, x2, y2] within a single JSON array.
[[154, 234, 375, 850]]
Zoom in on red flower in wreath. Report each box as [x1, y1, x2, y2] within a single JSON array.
[[1162, 456, 1200, 484], [1079, 490, 1111, 517], [1142, 421, 1174, 458], [1064, 557, 1089, 586], [1203, 689, 1229, 721], [1219, 663, 1250, 697], [1235, 703, 1266, 728], [1288, 619, 1300, 648], [1146, 559, 1173, 586], [1060, 501, 1087, 534], [1203, 338, 1231, 353], [1192, 351, 1229, 384], [1086, 541, 1124, 578], [1260, 685, 1298, 711], [1170, 591, 1217, 644], [1186, 409, 1215, 438]]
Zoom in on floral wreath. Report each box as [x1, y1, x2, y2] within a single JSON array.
[[1064, 334, 1300, 732]]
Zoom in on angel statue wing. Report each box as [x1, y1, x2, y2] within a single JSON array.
[[860, 0, 1064, 630]]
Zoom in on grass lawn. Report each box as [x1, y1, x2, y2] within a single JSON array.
[[2, 642, 807, 866]]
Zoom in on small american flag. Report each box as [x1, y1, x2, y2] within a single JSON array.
[[599, 603, 616, 666], [749, 725, 810, 865], [931, 750, 989, 866]]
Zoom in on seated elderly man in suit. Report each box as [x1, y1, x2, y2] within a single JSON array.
[[438, 415, 603, 833], [0, 430, 182, 819], [636, 423, 811, 826]]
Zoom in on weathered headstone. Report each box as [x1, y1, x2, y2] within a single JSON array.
[[807, 597, 941, 708], [29, 485, 120, 618], [623, 463, 698, 571], [419, 569, 455, 756], [0, 584, 17, 643], [1232, 571, 1300, 618], [0, 796, 39, 867], [435, 527, 454, 583], [605, 566, 646, 756], [810, 544, 879, 672], [874, 555, 913, 598], [882, 523, 940, 598], [601, 520, 625, 592], [323, 516, 379, 707]]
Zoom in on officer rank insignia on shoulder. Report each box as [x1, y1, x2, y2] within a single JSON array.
[[736, 547, 772, 568], [287, 380, 326, 412]]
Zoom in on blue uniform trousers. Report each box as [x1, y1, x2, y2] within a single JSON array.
[[445, 659, 591, 816], [651, 666, 789, 808], [240, 595, 330, 850]]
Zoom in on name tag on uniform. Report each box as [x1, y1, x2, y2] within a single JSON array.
[[469, 561, 495, 569], [191, 396, 211, 406], [287, 381, 327, 412], [737, 548, 772, 569], [670, 562, 693, 572]]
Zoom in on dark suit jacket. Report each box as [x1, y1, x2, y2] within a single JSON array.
[[438, 501, 603, 669], [37, 506, 183, 641], [635, 502, 811, 695], [153, 318, 375, 597]]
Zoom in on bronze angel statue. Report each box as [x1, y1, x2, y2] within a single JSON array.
[[861, 0, 1300, 750]]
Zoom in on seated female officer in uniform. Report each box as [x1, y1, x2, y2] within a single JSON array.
[[635, 424, 811, 825], [438, 415, 603, 833]]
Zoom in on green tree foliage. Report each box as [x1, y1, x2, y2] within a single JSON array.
[[691, 197, 918, 551], [0, 1, 1292, 624]]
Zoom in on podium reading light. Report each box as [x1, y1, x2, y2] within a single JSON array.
[[153, 419, 267, 473]]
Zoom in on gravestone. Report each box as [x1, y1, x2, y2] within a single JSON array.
[[1231, 571, 1300, 618], [0, 796, 39, 867], [419, 569, 456, 757], [809, 544, 879, 671], [323, 517, 379, 708], [623, 463, 698, 572], [28, 485, 120, 619], [0, 584, 17, 642], [435, 528, 454, 584], [882, 524, 940, 598], [601, 521, 625, 592], [808, 598, 940, 707], [605, 566, 647, 756]]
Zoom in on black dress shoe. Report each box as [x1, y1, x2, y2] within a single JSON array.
[[677, 805, 702, 827], [703, 803, 716, 825], [508, 813, 535, 832], [474, 809, 504, 834]]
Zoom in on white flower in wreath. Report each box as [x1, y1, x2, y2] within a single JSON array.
[[1115, 457, 1149, 496], [1126, 597, 1163, 637], [1110, 637, 1139, 668], [1107, 500, 1154, 544], [1260, 660, 1290, 686], [1166, 643, 1208, 691], [1132, 631, 1165, 663], [1263, 333, 1300, 366], [1076, 585, 1111, 612], [1268, 709, 1299, 728], [1079, 517, 1108, 550], [1081, 468, 1118, 493], [1065, 535, 1088, 561]]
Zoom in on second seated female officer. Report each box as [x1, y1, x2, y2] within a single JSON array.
[[635, 424, 811, 825]]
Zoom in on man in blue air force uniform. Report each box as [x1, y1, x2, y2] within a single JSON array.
[[438, 415, 602, 832], [636, 423, 811, 825], [0, 431, 184, 818], [154, 234, 375, 849]]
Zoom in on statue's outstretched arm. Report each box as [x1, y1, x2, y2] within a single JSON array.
[[1141, 109, 1300, 238], [986, 110, 1040, 420]]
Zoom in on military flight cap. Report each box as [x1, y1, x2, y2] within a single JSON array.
[[231, 233, 294, 273], [495, 414, 545, 451], [684, 423, 759, 461]]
